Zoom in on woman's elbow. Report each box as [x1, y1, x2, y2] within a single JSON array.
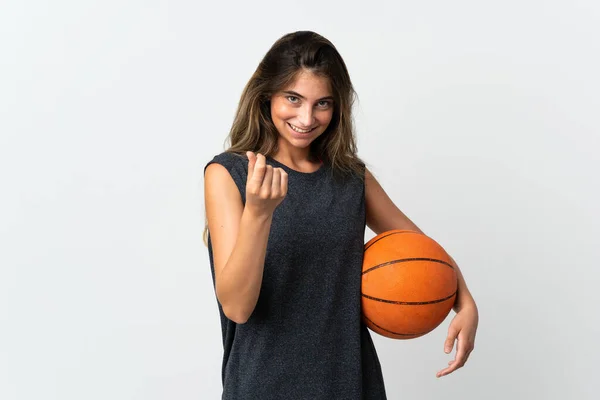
[[221, 303, 251, 324]]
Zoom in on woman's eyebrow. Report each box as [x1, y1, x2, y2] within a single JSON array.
[[282, 90, 334, 101]]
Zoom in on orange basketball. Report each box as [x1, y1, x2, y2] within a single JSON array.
[[361, 230, 457, 339]]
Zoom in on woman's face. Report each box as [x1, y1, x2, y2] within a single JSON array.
[[270, 70, 334, 151]]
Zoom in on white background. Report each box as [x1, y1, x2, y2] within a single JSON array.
[[2, 1, 599, 399]]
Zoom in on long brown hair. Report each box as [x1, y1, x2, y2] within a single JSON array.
[[203, 31, 365, 246]]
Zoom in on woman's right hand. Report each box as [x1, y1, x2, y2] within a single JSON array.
[[245, 151, 288, 218]]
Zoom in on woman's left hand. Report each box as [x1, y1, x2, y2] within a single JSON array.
[[436, 304, 479, 378]]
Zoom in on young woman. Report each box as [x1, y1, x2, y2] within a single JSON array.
[[203, 31, 479, 399]]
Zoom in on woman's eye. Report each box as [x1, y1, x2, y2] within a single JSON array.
[[287, 96, 299, 103], [318, 100, 331, 108]]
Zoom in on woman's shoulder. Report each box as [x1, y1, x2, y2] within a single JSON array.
[[205, 151, 248, 172], [209, 150, 247, 165], [204, 151, 249, 192]]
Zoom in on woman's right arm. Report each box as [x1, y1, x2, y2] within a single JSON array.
[[204, 153, 287, 324]]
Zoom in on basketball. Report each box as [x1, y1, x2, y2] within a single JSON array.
[[361, 230, 458, 339]]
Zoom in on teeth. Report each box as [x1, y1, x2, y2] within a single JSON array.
[[289, 123, 313, 133]]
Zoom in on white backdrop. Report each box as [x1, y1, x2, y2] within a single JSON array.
[[2, 1, 599, 399]]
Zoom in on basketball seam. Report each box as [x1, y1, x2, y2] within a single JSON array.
[[363, 315, 427, 337], [362, 257, 454, 275], [361, 290, 457, 305], [364, 230, 412, 251]]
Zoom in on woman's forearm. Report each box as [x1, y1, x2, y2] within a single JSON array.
[[450, 256, 477, 312]]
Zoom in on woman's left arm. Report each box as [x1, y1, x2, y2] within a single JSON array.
[[365, 167, 479, 378]]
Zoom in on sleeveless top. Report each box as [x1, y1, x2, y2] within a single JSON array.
[[205, 152, 387, 400]]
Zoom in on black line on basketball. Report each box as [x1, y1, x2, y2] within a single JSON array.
[[364, 230, 413, 252], [362, 257, 454, 275], [362, 290, 457, 305], [363, 315, 427, 337]]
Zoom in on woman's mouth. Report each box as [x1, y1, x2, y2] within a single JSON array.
[[288, 123, 316, 134]]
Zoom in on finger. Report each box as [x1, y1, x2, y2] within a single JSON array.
[[280, 169, 288, 197], [437, 355, 464, 378], [246, 152, 256, 183], [437, 337, 468, 378], [271, 168, 281, 197], [462, 345, 474, 365], [251, 154, 267, 185], [444, 329, 457, 354], [455, 333, 475, 365], [260, 165, 274, 196], [437, 354, 456, 378]]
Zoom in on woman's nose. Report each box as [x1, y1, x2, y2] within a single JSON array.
[[297, 106, 314, 128]]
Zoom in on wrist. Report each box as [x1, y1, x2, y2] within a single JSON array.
[[243, 207, 273, 224], [453, 293, 477, 313]]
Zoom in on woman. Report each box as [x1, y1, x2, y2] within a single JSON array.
[[203, 31, 478, 399]]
